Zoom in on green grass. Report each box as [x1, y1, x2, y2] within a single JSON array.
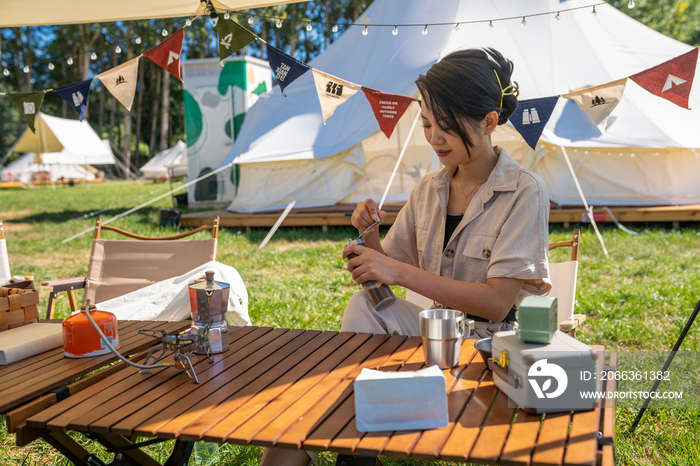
[[1, 180, 699, 465]]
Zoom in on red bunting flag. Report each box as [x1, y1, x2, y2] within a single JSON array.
[[361, 87, 415, 138], [143, 28, 185, 82], [630, 47, 698, 109]]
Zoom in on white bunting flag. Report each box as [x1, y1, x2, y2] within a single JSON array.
[[97, 57, 140, 111], [562, 78, 627, 134], [311, 69, 361, 123]]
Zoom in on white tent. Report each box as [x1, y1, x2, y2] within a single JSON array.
[[140, 141, 188, 179], [221, 0, 700, 212], [0, 152, 99, 183], [3, 114, 116, 182], [11, 113, 116, 166]]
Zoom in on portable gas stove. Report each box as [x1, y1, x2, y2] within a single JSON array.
[[137, 326, 214, 383]]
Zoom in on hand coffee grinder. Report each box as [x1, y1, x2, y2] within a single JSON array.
[[188, 271, 230, 354]]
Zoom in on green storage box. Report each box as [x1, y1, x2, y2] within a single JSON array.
[[517, 296, 557, 343]]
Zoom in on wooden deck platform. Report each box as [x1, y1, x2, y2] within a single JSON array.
[[180, 203, 700, 230]]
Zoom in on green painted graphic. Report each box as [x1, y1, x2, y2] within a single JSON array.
[[218, 61, 247, 95], [183, 89, 203, 148]]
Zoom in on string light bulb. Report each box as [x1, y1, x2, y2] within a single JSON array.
[[115, 45, 122, 54], [591, 5, 597, 16], [185, 18, 192, 27], [453, 23, 459, 31], [67, 57, 74, 65], [488, 20, 494, 28], [392, 25, 398, 35], [91, 52, 98, 60], [362, 25, 368, 35], [276, 19, 283, 28], [306, 22, 312, 32], [135, 36, 142, 44], [162, 29, 168, 36], [555, 12, 561, 21], [2, 68, 9, 76], [23, 65, 30, 73], [521, 16, 527, 26], [248, 16, 254, 25], [422, 25, 428, 35], [628, 0, 635, 8], [332, 24, 338, 33], [48, 62, 55, 70], [224, 11, 230, 20], [209, 12, 218, 27]]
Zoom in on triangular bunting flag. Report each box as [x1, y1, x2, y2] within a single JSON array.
[[54, 79, 93, 121], [97, 57, 140, 111], [312, 69, 361, 123], [510, 96, 560, 149], [266, 44, 311, 96], [630, 47, 698, 109], [8, 92, 44, 133], [562, 78, 627, 133], [218, 16, 257, 65], [361, 87, 415, 138], [143, 28, 184, 82]]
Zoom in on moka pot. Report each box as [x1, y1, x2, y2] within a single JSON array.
[[188, 270, 230, 353]]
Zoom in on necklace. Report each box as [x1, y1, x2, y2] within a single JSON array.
[[457, 175, 484, 215]]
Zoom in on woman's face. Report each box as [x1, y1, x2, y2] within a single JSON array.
[[420, 97, 484, 166]]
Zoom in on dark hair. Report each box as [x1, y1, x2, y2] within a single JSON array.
[[416, 47, 517, 152]]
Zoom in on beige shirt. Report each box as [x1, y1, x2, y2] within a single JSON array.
[[382, 147, 551, 307]]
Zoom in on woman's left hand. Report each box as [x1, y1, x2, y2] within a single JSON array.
[[343, 243, 402, 286]]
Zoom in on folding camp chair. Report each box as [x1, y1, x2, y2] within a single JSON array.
[[548, 229, 585, 336], [0, 220, 11, 285], [43, 216, 220, 319]]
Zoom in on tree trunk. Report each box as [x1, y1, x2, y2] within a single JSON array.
[[149, 72, 162, 158], [324, 1, 331, 50], [61, 58, 68, 117], [108, 51, 117, 146], [133, 61, 146, 171], [159, 68, 170, 151], [116, 103, 122, 150], [98, 80, 105, 138], [122, 25, 134, 178], [289, 4, 298, 56], [261, 20, 269, 59]]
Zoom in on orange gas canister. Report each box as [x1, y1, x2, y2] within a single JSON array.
[[62, 302, 120, 358]]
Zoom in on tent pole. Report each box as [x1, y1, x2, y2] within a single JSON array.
[[560, 146, 608, 258], [257, 161, 324, 250], [378, 109, 421, 210]]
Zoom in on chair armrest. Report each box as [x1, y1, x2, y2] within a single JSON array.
[[43, 277, 86, 318], [42, 277, 86, 292]]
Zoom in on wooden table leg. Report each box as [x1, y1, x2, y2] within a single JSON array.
[[164, 439, 194, 466], [41, 430, 107, 466]]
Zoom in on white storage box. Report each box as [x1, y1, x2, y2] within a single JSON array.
[[354, 366, 448, 432], [490, 331, 602, 413]]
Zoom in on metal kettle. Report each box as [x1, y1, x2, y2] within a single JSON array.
[[187, 270, 230, 353]]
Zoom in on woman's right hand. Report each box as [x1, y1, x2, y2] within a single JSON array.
[[351, 199, 387, 236]]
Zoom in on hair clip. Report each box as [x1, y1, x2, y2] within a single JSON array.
[[493, 69, 519, 108]]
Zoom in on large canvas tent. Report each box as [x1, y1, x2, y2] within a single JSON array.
[[2, 113, 116, 182], [10, 113, 116, 166], [221, 0, 700, 212]]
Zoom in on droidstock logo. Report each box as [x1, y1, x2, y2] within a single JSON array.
[[528, 359, 568, 399]]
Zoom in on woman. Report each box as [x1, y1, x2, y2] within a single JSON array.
[[342, 47, 551, 338], [259, 47, 550, 466]]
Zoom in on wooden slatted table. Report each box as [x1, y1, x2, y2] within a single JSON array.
[[1, 320, 190, 446], [19, 326, 616, 466]]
